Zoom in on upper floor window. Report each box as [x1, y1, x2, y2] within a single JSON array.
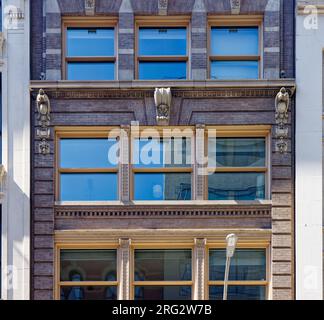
[[209, 18, 261, 80], [57, 133, 119, 202], [207, 137, 267, 200], [136, 19, 189, 80], [63, 18, 116, 80]]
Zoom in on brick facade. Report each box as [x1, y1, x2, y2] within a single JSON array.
[[30, 0, 296, 300]]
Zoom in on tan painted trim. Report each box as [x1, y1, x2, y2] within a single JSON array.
[[297, 3, 324, 15]]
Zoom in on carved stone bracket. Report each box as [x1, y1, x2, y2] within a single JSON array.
[[85, 0, 96, 16], [154, 88, 172, 125], [158, 0, 168, 15], [118, 238, 131, 300], [36, 89, 51, 155], [230, 0, 241, 14], [0, 165, 7, 195], [194, 238, 207, 300], [275, 87, 290, 154]]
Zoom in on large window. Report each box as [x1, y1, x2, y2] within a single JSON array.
[[63, 19, 116, 80], [208, 248, 268, 300], [209, 18, 261, 80], [136, 19, 189, 80], [133, 249, 192, 300], [57, 133, 119, 201], [207, 137, 267, 200], [132, 133, 193, 201], [59, 249, 117, 300]]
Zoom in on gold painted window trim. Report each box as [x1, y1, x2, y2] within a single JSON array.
[[62, 17, 118, 80], [207, 15, 263, 79], [55, 127, 121, 201], [135, 16, 191, 80]]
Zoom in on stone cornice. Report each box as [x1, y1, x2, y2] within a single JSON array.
[[30, 80, 296, 99]]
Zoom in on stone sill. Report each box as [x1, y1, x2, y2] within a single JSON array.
[[30, 79, 296, 92]]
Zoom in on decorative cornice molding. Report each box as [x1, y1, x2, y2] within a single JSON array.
[[55, 204, 272, 219]]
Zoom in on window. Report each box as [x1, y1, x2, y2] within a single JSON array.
[[57, 132, 119, 202], [136, 18, 189, 80], [63, 18, 116, 80], [207, 137, 267, 200], [208, 248, 268, 300], [209, 18, 261, 79], [132, 132, 193, 201], [133, 249, 192, 300], [59, 249, 117, 300]]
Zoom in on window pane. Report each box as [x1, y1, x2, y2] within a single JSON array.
[[67, 62, 115, 80], [211, 27, 259, 56], [134, 249, 192, 281], [209, 286, 265, 300], [60, 249, 117, 281], [209, 249, 266, 281], [60, 173, 118, 201], [67, 28, 114, 57], [133, 138, 191, 168], [60, 139, 119, 168], [139, 27, 187, 56], [139, 61, 187, 80], [211, 61, 259, 80], [135, 286, 191, 300], [134, 173, 191, 200], [208, 138, 266, 168], [208, 172, 265, 200], [60, 286, 117, 300]]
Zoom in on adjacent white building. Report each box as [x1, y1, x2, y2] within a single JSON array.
[[0, 0, 30, 300], [296, 0, 324, 300]]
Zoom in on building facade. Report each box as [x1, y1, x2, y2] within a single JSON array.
[[1, 0, 30, 300], [296, 1, 324, 300], [30, 0, 296, 300]]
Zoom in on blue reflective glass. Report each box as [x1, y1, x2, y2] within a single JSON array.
[[60, 139, 118, 168], [211, 27, 259, 56], [135, 250, 192, 281], [211, 61, 259, 80], [209, 249, 266, 281], [139, 27, 187, 56], [209, 286, 265, 300], [60, 173, 118, 201], [61, 286, 117, 300], [139, 61, 187, 80], [67, 28, 114, 57], [133, 138, 191, 168], [67, 62, 115, 80], [208, 138, 266, 168], [135, 286, 191, 300], [208, 172, 265, 200], [134, 173, 191, 200]]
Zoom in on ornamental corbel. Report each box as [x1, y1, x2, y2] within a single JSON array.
[[85, 0, 96, 16], [36, 89, 51, 155], [158, 0, 168, 15], [154, 88, 172, 125], [275, 87, 290, 154], [230, 0, 241, 14]]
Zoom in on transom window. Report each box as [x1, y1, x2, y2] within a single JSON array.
[[133, 249, 192, 300], [132, 133, 193, 201], [57, 135, 119, 201], [207, 137, 267, 200], [208, 248, 268, 300], [63, 19, 116, 80], [59, 249, 117, 300], [209, 19, 261, 79], [136, 20, 189, 80]]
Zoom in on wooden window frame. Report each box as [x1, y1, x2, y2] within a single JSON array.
[[55, 244, 119, 300], [130, 127, 195, 202], [135, 16, 191, 80], [55, 127, 121, 203], [62, 17, 118, 80], [207, 16, 263, 80], [130, 245, 194, 300], [204, 126, 271, 201], [206, 244, 270, 300]]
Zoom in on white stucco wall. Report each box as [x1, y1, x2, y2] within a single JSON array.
[[296, 2, 324, 300], [1, 0, 30, 300]]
